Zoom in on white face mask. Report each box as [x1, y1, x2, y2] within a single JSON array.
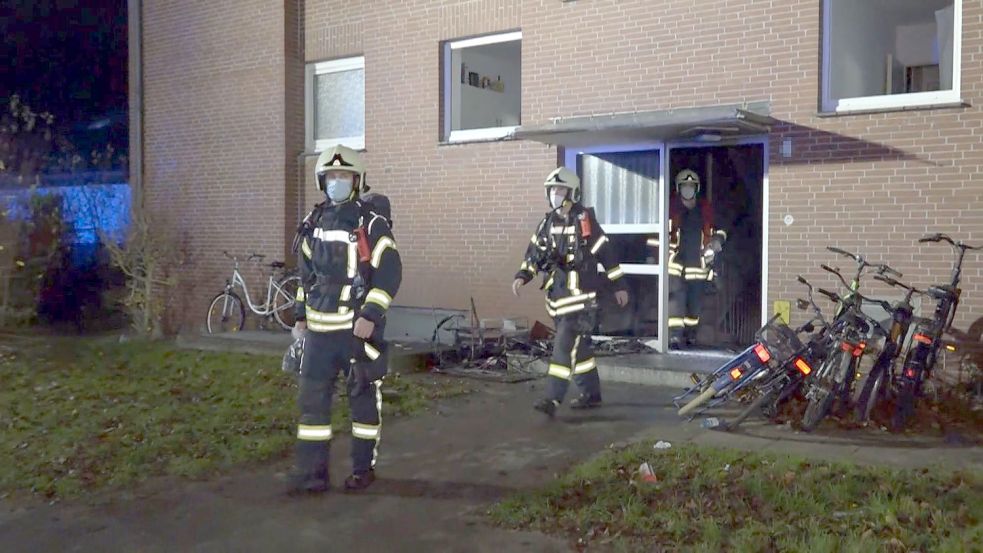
[[325, 177, 354, 203], [549, 188, 569, 210], [680, 184, 696, 200]]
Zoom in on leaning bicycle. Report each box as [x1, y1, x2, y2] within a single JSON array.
[[205, 251, 300, 333]]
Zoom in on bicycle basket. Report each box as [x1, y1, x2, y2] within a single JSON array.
[[753, 315, 804, 364]]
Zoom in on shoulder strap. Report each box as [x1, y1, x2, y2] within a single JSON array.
[[291, 202, 325, 253]]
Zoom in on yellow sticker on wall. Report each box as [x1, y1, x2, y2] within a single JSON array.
[[774, 300, 791, 325]]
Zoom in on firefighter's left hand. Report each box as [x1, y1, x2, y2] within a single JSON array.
[[702, 248, 716, 265], [615, 290, 629, 307], [354, 317, 375, 339]]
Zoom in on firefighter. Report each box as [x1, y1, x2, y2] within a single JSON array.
[[287, 144, 401, 494], [667, 169, 726, 348], [513, 167, 629, 416]]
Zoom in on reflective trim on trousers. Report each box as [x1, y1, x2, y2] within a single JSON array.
[[297, 424, 333, 441], [549, 363, 572, 379], [352, 422, 381, 440], [574, 357, 597, 375]]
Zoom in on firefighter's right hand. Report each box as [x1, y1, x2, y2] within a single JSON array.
[[292, 321, 307, 341], [512, 278, 525, 297]]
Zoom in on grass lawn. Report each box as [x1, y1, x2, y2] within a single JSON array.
[[489, 442, 982, 552], [0, 335, 472, 500]]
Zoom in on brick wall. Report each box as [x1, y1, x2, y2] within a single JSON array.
[[146, 0, 983, 334], [143, 0, 294, 332]]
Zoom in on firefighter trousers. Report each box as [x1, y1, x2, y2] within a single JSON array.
[[668, 274, 706, 341], [546, 313, 601, 402], [294, 328, 384, 483]]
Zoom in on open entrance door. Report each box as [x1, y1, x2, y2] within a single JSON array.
[[666, 143, 765, 351], [569, 145, 667, 351]]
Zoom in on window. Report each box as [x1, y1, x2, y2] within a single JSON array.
[[822, 0, 961, 113], [442, 31, 521, 143], [306, 56, 365, 151]]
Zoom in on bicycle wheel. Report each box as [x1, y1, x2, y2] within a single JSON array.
[[206, 291, 245, 334], [891, 380, 916, 431], [726, 387, 778, 432], [272, 275, 301, 330], [856, 358, 889, 423], [801, 353, 844, 432]]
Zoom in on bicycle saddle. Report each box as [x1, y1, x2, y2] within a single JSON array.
[[270, 261, 286, 269]]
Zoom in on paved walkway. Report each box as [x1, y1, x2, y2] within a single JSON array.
[[1, 380, 979, 552]]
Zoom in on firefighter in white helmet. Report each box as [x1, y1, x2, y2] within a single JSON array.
[[513, 167, 629, 416], [666, 169, 726, 348], [286, 144, 401, 494]]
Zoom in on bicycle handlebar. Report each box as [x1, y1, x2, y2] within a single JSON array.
[[877, 264, 903, 278], [821, 264, 853, 291], [874, 274, 925, 296], [817, 287, 841, 303], [222, 251, 268, 263], [874, 274, 897, 287], [827, 246, 856, 260]]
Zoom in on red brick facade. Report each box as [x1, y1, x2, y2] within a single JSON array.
[[142, 0, 983, 335]]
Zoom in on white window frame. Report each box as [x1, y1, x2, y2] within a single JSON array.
[[305, 56, 365, 152], [821, 0, 962, 114], [442, 31, 521, 143]]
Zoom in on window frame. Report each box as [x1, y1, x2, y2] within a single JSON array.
[[442, 31, 522, 144], [820, 0, 962, 114], [305, 55, 366, 152]]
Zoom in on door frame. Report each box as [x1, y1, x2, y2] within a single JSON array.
[[562, 136, 770, 353], [563, 142, 668, 352], [665, 136, 770, 338]]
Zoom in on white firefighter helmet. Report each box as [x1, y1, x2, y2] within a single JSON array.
[[674, 169, 701, 194], [314, 144, 365, 193], [543, 167, 581, 203]]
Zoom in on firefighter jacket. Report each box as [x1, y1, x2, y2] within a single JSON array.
[[294, 200, 402, 335], [515, 204, 628, 318], [667, 196, 727, 282]]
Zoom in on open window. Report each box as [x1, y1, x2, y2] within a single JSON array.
[[305, 56, 365, 151], [822, 0, 961, 113], [442, 31, 521, 143]]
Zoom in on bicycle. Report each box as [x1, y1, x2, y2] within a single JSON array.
[[674, 313, 802, 418], [892, 233, 981, 430], [853, 274, 923, 423], [800, 276, 891, 432], [798, 249, 899, 423], [205, 251, 301, 333], [724, 276, 831, 431]]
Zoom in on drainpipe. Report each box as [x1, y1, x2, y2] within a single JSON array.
[[128, 0, 143, 213]]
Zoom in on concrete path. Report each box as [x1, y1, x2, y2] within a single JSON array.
[[1, 380, 979, 553]]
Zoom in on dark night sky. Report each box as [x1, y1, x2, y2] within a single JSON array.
[[2, 0, 128, 133]]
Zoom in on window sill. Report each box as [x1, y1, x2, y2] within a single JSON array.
[[816, 100, 969, 118], [313, 137, 365, 153]]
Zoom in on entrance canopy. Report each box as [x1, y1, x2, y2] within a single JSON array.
[[512, 101, 775, 148]]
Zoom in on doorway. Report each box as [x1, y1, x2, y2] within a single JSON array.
[[667, 143, 765, 350]]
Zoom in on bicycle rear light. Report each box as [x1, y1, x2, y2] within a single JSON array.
[[794, 358, 812, 376], [852, 342, 866, 357], [753, 343, 771, 363], [913, 333, 933, 345], [904, 367, 918, 379]]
